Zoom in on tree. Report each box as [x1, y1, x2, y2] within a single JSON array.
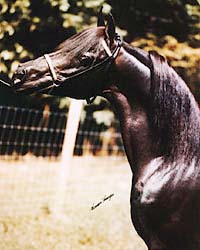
[[0, 0, 111, 77], [0, 0, 110, 108], [0, 0, 199, 106], [109, 0, 200, 99]]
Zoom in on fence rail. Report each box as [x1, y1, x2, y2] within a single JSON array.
[[0, 102, 126, 216], [0, 105, 67, 159], [0, 104, 125, 159]]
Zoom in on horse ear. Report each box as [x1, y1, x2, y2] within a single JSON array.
[[97, 6, 105, 26], [105, 13, 116, 45]]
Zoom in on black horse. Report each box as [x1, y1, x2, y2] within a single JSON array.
[[12, 10, 200, 250]]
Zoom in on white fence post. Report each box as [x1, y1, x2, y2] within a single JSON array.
[[53, 98, 83, 214], [61, 99, 83, 165]]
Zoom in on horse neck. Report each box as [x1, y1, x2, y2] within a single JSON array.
[[103, 46, 200, 171], [103, 46, 160, 171], [103, 89, 155, 172], [102, 48, 157, 171]]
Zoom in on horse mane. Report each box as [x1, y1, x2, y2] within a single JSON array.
[[55, 31, 200, 163], [122, 42, 200, 163], [149, 51, 200, 163]]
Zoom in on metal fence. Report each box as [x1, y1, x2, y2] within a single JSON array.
[[0, 105, 67, 159], [0, 105, 125, 160], [0, 103, 126, 216], [75, 116, 125, 157]]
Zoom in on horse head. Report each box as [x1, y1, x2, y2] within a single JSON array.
[[12, 8, 200, 250], [12, 9, 122, 103]]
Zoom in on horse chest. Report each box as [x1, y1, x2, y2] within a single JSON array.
[[133, 158, 172, 206], [132, 159, 200, 250], [132, 159, 200, 211]]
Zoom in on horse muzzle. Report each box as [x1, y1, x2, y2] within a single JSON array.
[[12, 67, 28, 92]]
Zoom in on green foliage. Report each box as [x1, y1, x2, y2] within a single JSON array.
[[0, 0, 199, 107], [109, 0, 200, 43], [109, 0, 200, 100], [0, 0, 110, 109], [132, 34, 200, 99], [0, 0, 110, 77]]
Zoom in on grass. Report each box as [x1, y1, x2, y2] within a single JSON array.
[[0, 156, 147, 250]]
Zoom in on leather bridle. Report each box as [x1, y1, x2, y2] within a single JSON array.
[[44, 54, 58, 84], [43, 34, 122, 103]]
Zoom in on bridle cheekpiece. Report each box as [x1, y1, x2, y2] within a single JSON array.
[[43, 33, 122, 102]]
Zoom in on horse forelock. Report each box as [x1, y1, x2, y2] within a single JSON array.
[[149, 51, 200, 163]]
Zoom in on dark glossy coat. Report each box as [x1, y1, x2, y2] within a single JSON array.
[[12, 12, 200, 250]]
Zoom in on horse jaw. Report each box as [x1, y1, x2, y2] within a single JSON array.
[[12, 27, 108, 97]]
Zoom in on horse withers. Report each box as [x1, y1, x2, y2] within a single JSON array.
[[12, 9, 200, 250]]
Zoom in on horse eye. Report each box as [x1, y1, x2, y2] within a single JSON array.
[[80, 55, 94, 67]]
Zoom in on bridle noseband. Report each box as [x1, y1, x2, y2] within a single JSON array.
[[43, 34, 122, 102], [44, 54, 58, 85]]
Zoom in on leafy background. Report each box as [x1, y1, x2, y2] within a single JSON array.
[[0, 0, 199, 109]]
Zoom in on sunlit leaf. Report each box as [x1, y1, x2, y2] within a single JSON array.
[[9, 5, 16, 14], [30, 24, 36, 32], [19, 50, 29, 59], [0, 62, 7, 73], [59, 98, 70, 109], [102, 3, 112, 14], [1, 50, 15, 60], [7, 26, 15, 36], [62, 14, 83, 28], [85, 0, 104, 8], [10, 60, 20, 73], [1, 2, 8, 13], [32, 17, 40, 23], [77, 1, 83, 7], [51, 0, 59, 7], [93, 110, 114, 126], [59, 0, 70, 12], [15, 43, 23, 54]]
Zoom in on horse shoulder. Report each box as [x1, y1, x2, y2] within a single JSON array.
[[133, 157, 170, 205], [132, 158, 200, 207]]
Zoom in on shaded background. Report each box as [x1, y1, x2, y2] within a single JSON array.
[[0, 0, 199, 109], [0, 1, 199, 250]]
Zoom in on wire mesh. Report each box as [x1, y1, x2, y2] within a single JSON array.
[[0, 105, 126, 160], [75, 115, 125, 158], [0, 105, 67, 160], [0, 105, 127, 216]]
